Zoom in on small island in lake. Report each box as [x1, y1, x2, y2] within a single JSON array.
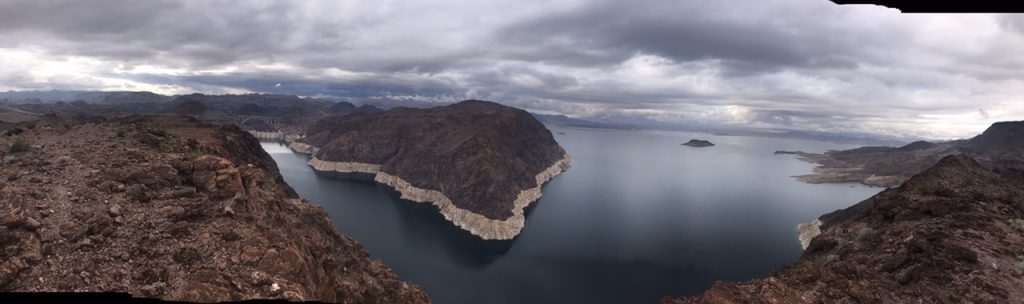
[[291, 100, 571, 240], [681, 139, 715, 147]]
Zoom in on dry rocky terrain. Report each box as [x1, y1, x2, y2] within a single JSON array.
[[0, 115, 428, 302]]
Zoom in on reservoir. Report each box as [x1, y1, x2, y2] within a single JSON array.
[[261, 126, 881, 303]]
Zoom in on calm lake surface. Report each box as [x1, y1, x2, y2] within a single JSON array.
[[260, 126, 881, 304]]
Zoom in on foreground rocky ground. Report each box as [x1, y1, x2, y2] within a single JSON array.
[[0, 115, 428, 302], [666, 155, 1024, 303]]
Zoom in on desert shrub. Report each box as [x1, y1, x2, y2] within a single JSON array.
[[8, 138, 31, 153], [1008, 219, 1024, 232], [186, 138, 208, 157], [56, 155, 73, 164], [857, 227, 877, 242], [823, 254, 839, 265], [916, 183, 936, 195], [115, 127, 127, 138], [806, 254, 841, 268], [262, 175, 278, 190], [158, 136, 178, 153], [190, 145, 208, 158]]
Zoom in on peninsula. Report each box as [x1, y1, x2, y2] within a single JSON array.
[[290, 100, 571, 240]]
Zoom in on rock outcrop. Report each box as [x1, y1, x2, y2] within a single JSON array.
[[666, 155, 1024, 303], [0, 115, 428, 303], [294, 100, 570, 240], [796, 219, 822, 250]]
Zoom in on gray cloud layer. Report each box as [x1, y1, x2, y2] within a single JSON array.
[[1, 0, 1022, 139]]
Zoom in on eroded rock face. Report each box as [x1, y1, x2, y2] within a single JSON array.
[[295, 100, 570, 240], [666, 155, 1024, 303], [0, 115, 428, 303]]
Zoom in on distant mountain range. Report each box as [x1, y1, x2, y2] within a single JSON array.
[[0, 90, 378, 117], [0, 90, 907, 145], [789, 120, 1024, 187], [531, 113, 639, 129], [0, 90, 169, 104], [532, 112, 906, 145]]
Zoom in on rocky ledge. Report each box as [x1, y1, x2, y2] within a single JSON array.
[[666, 155, 1024, 303], [0, 115, 428, 302], [293, 100, 571, 240]]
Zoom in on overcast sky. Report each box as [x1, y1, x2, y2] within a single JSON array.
[[1, 0, 1022, 139]]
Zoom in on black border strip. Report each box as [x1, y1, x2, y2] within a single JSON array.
[[830, 0, 1024, 13]]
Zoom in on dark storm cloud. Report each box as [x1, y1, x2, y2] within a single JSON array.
[[1, 0, 880, 72], [0, 0, 307, 66], [0, 0, 1020, 139], [492, 0, 893, 73]]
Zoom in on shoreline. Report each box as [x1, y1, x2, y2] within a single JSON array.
[[291, 141, 571, 240], [784, 152, 901, 188]]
